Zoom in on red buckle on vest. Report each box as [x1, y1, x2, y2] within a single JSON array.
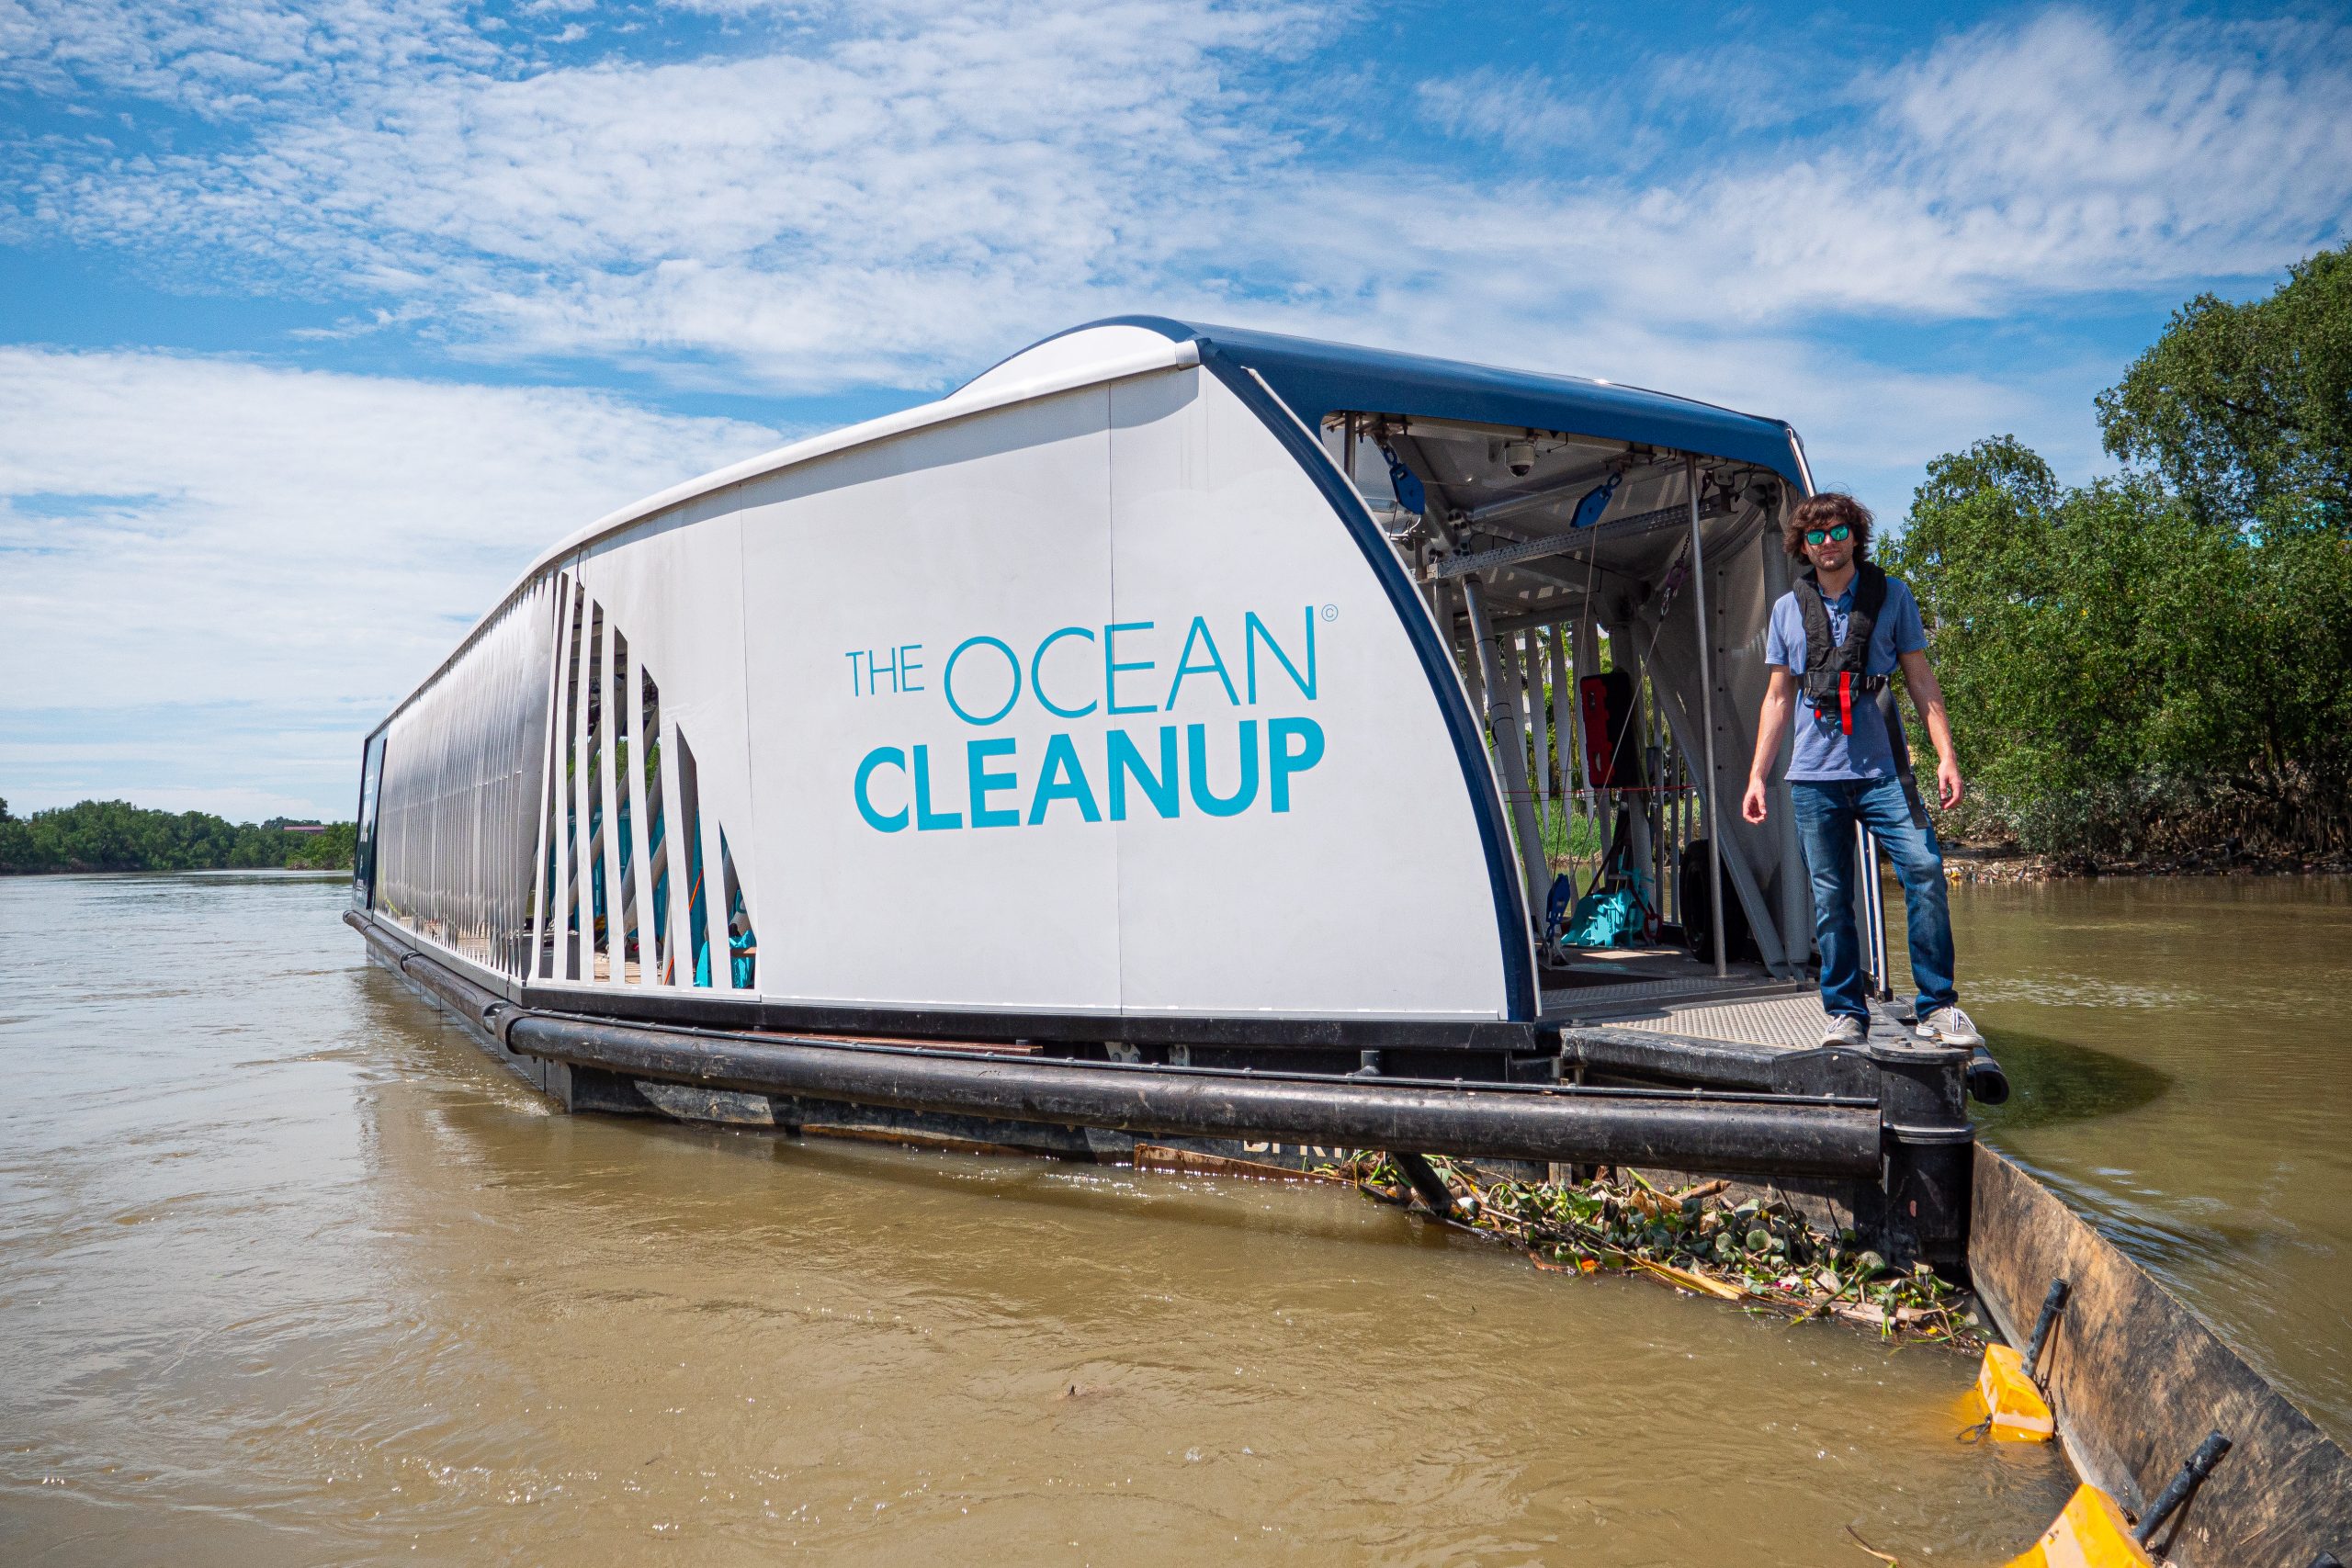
[[1839, 671, 1854, 735]]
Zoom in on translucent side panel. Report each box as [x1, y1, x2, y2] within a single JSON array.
[[371, 580, 557, 978]]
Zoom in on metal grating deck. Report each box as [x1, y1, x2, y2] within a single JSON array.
[[1544, 974, 1843, 1050], [1599, 994, 1833, 1050], [1541, 974, 1781, 1010]]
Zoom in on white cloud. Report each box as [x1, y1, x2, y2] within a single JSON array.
[[1395, 8, 2352, 323], [0, 0, 493, 112], [19, 0, 1323, 383], [0, 347, 773, 814], [16, 2, 2343, 395]]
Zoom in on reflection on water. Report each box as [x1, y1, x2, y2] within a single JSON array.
[[1971, 1030, 2171, 1132], [0, 874, 2073, 1564]]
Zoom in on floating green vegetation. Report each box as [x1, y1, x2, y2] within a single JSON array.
[[1342, 1156, 1983, 1346]]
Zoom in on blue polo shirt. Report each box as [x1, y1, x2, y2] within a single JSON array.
[[1764, 572, 1928, 781]]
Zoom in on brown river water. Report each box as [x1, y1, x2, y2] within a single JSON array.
[[0, 871, 2341, 1563]]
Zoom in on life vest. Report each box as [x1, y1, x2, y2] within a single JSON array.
[[1792, 561, 1931, 825], [1793, 562, 1889, 737]]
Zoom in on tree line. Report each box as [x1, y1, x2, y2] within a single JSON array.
[[1886, 243, 2351, 867], [0, 797, 357, 874]]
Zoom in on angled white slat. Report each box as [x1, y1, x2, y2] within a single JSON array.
[[530, 577, 568, 978], [526, 590, 555, 975], [626, 646, 656, 987], [658, 708, 690, 988], [568, 589, 594, 982], [597, 613, 627, 987]]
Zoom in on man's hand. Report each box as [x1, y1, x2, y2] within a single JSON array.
[[1746, 670, 1797, 825], [1899, 650, 1963, 811], [1937, 755, 1963, 810]]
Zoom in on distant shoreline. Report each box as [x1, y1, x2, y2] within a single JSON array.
[[0, 798, 356, 876], [0, 863, 353, 877]]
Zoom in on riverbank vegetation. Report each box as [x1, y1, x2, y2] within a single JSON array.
[[1889, 244, 2351, 871], [0, 797, 356, 874]]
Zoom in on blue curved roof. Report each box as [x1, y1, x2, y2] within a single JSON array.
[[1035, 316, 1807, 486]]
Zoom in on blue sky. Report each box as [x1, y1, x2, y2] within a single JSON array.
[[3, 0, 2347, 819]]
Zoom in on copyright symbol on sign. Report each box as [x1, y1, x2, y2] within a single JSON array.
[[1320, 604, 1339, 623]]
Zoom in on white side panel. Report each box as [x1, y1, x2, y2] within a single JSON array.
[[504, 365, 1507, 1020], [1105, 370, 1505, 1018], [734, 389, 1123, 1011]]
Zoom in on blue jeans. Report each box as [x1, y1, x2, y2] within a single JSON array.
[[1789, 777, 1958, 1022]]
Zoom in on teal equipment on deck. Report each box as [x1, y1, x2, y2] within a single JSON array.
[[1555, 805, 1656, 951], [1562, 882, 1647, 947]]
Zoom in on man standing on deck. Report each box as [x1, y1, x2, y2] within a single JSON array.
[[1739, 492, 1982, 1050]]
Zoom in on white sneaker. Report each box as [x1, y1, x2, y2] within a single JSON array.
[[1917, 1005, 1984, 1047], [1820, 1014, 1868, 1047]]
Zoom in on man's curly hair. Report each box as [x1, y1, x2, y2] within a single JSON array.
[[1783, 492, 1871, 562]]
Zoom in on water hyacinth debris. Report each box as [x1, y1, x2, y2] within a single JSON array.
[[1338, 1155, 1983, 1345]]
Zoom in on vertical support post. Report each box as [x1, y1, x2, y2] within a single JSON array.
[[1511, 630, 1538, 814], [1875, 835, 1893, 998], [1688, 457, 1727, 978], [1858, 825, 1892, 1001], [1571, 620, 1600, 798], [1549, 625, 1572, 888], [1462, 578, 1552, 914], [1526, 631, 1552, 847], [1677, 739, 1691, 926], [1654, 692, 1673, 928], [1448, 581, 1486, 715]]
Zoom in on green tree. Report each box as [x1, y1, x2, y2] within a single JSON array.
[[286, 822, 358, 869], [0, 799, 358, 874], [1891, 246, 2352, 862], [2097, 246, 2352, 536]]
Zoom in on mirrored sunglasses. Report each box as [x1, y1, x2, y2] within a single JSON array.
[[1804, 524, 1852, 546]]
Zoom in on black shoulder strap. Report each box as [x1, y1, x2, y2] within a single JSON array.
[[1793, 571, 1834, 674], [1853, 562, 1887, 623], [1833, 564, 1884, 667]]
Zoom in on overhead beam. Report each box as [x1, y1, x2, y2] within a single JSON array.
[[1425, 495, 1734, 584]]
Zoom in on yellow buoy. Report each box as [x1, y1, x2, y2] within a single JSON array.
[[2005, 1483, 2151, 1568], [1974, 1341, 2057, 1440], [1969, 1277, 2068, 1443], [2005, 1432, 2232, 1568]]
